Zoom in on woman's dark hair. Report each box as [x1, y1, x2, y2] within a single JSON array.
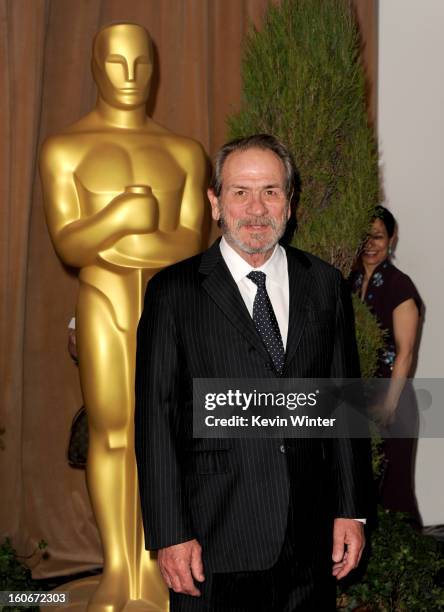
[[373, 205, 396, 238]]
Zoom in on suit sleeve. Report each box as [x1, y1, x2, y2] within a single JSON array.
[[135, 275, 195, 550], [330, 272, 374, 519]]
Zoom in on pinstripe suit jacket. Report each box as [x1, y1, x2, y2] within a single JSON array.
[[135, 239, 370, 573]]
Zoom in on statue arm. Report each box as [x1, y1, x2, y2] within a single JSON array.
[[175, 140, 208, 252], [39, 139, 157, 268]]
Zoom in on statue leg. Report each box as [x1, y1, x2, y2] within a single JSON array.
[[135, 273, 170, 608], [136, 486, 170, 607], [77, 286, 167, 612]]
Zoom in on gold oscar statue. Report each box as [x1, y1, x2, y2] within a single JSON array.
[[40, 23, 207, 612]]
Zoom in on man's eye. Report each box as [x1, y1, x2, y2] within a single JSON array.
[[264, 189, 283, 199], [235, 190, 247, 197]]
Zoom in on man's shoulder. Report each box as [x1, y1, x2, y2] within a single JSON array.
[[152, 252, 203, 279], [285, 245, 342, 281], [148, 248, 210, 295], [149, 244, 343, 292]]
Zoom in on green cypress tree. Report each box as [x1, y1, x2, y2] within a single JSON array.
[[228, 0, 384, 377]]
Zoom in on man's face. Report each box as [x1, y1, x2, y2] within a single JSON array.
[[208, 148, 290, 256], [93, 24, 153, 109]]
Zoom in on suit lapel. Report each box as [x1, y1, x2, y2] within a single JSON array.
[[283, 247, 313, 371], [199, 240, 271, 363]]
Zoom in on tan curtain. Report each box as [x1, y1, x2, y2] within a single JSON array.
[[0, 0, 376, 578], [354, 0, 378, 127]]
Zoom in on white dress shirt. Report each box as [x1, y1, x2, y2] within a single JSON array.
[[219, 237, 289, 348]]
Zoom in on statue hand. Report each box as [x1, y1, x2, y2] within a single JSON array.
[[111, 188, 159, 234]]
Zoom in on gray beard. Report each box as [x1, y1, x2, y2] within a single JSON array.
[[219, 210, 288, 255]]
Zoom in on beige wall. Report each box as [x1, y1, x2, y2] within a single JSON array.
[[378, 0, 444, 524]]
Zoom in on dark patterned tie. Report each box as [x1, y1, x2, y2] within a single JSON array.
[[247, 271, 285, 374]]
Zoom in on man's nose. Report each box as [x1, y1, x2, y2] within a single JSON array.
[[246, 191, 267, 215]]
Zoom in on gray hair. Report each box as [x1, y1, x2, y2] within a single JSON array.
[[209, 134, 297, 200]]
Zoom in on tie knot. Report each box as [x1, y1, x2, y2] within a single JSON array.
[[247, 270, 266, 288]]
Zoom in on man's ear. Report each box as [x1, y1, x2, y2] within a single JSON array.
[[287, 193, 293, 220], [207, 189, 220, 222]]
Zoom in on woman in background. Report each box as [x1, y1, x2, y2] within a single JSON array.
[[350, 205, 422, 525]]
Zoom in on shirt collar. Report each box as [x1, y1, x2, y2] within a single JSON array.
[[220, 236, 287, 285]]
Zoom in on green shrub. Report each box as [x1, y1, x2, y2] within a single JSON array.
[[337, 509, 444, 611], [228, 0, 379, 278], [0, 538, 47, 612]]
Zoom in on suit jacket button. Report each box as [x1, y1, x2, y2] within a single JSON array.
[[279, 444, 286, 454]]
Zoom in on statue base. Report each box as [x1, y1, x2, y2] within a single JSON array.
[[41, 575, 168, 612]]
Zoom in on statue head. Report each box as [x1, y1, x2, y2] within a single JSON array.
[[92, 23, 153, 109]]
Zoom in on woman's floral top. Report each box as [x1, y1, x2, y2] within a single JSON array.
[[349, 260, 422, 377]]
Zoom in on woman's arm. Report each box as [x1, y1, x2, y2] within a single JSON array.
[[382, 298, 419, 423]]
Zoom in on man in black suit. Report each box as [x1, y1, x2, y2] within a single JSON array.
[[135, 134, 369, 611]]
